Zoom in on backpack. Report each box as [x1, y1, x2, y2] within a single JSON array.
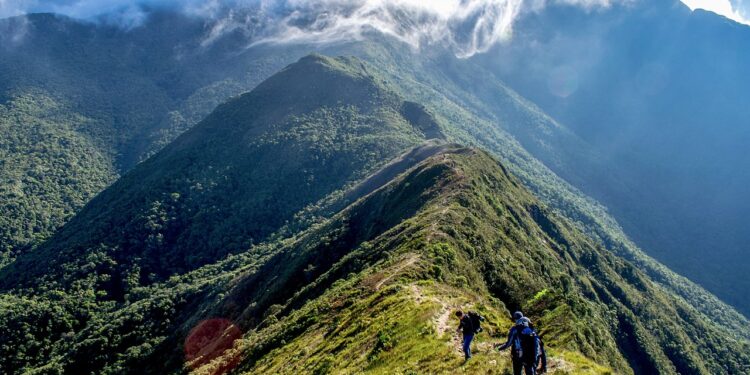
[[514, 326, 538, 360], [467, 311, 485, 334]]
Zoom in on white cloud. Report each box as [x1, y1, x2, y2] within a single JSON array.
[[215, 0, 619, 58], [245, 0, 527, 58], [0, 0, 622, 56], [0, 10, 29, 44], [681, 0, 750, 25]]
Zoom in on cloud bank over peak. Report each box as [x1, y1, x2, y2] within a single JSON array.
[[681, 0, 750, 25], [200, 0, 624, 58], [1, 0, 622, 57], [230, 0, 530, 58]]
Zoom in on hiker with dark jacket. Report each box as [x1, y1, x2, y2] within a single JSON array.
[[455, 310, 474, 361], [537, 337, 547, 373], [496, 311, 543, 375], [517, 315, 547, 373]]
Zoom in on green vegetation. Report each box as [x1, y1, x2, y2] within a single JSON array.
[[1, 51, 748, 374], [205, 148, 750, 374], [1, 12, 747, 327], [0, 13, 304, 259], [5, 145, 747, 374], [0, 54, 438, 292], [327, 40, 750, 338], [0, 92, 116, 266]]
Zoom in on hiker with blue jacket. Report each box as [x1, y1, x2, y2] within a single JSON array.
[[496, 311, 546, 375]]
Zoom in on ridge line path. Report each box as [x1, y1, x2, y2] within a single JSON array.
[[409, 284, 463, 353], [374, 254, 419, 291]]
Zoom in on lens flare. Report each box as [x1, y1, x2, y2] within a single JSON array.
[[548, 66, 579, 98], [184, 318, 243, 374]]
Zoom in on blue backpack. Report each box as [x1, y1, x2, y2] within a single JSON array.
[[514, 325, 539, 360]]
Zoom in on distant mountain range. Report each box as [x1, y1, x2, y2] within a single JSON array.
[[476, 0, 750, 314], [0, 2, 749, 373]]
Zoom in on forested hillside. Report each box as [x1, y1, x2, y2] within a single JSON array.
[[0, 12, 303, 258], [4, 140, 750, 373], [1, 7, 748, 324], [0, 54, 748, 375], [0, 54, 443, 292], [0, 93, 116, 266], [221, 147, 750, 374]]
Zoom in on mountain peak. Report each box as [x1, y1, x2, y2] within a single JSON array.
[[237, 54, 397, 116], [295, 53, 369, 75], [0, 54, 442, 293], [169, 53, 442, 151]]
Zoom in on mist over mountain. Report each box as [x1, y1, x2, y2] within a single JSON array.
[[1, 1, 749, 374], [1, 0, 631, 57], [474, 0, 750, 314]]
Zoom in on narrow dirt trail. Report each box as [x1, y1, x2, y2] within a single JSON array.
[[436, 303, 463, 353], [374, 254, 419, 290], [409, 284, 463, 353], [426, 199, 452, 242]]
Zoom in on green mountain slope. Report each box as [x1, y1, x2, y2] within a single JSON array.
[[0, 55, 748, 374], [0, 13, 305, 258], [322, 42, 750, 336], [0, 54, 444, 293], [0, 92, 117, 266], [9, 147, 748, 374], [218, 148, 749, 375], [1, 11, 748, 329], [473, 0, 750, 316]]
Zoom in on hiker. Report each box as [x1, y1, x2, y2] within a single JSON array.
[[455, 310, 475, 361], [496, 311, 542, 375], [537, 336, 547, 374], [515, 313, 547, 373]]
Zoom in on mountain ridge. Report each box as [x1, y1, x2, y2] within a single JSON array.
[[0, 54, 442, 294], [0, 55, 748, 374], [2, 9, 748, 329], [48, 145, 750, 374], [475, 0, 750, 314]]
